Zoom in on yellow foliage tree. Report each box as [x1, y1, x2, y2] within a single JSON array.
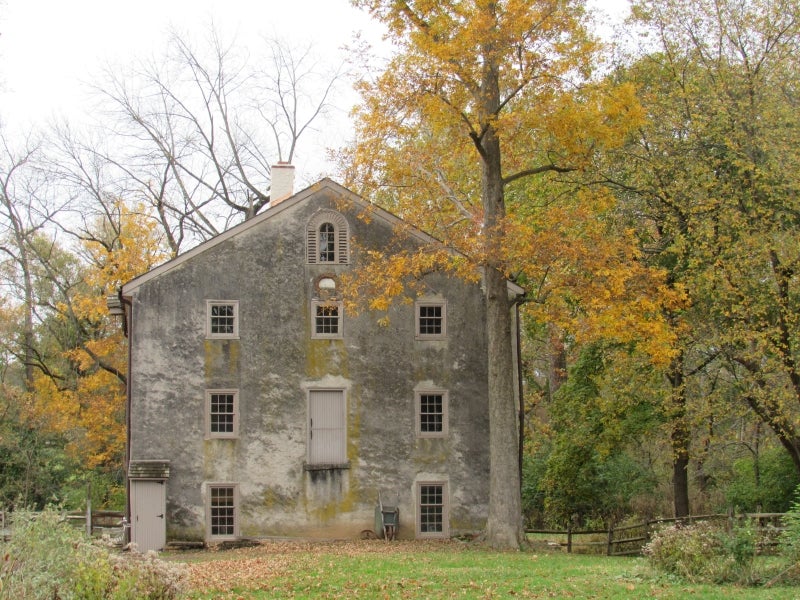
[[343, 0, 681, 547], [30, 202, 167, 472]]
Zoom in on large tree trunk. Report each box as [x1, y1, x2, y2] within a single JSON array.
[[667, 355, 690, 518], [484, 265, 523, 548], [480, 74, 523, 547]]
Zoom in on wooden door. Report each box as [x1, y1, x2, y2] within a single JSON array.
[[308, 389, 346, 464], [130, 479, 166, 552]]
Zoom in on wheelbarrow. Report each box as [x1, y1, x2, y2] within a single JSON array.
[[375, 492, 399, 541]]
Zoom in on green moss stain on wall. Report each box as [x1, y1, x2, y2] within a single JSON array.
[[261, 487, 296, 510], [299, 294, 369, 528], [202, 440, 238, 480], [203, 340, 215, 379], [299, 382, 366, 527], [413, 353, 452, 387], [449, 515, 486, 534], [305, 339, 347, 378], [303, 468, 359, 523], [347, 385, 360, 465], [204, 340, 240, 379], [411, 438, 450, 467]]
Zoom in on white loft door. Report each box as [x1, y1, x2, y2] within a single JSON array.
[[308, 390, 346, 464]]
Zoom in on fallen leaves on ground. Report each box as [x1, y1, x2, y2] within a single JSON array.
[[176, 539, 467, 595]]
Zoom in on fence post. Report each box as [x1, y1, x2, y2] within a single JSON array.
[[567, 526, 572, 554], [85, 481, 92, 537], [607, 525, 614, 556], [727, 506, 734, 533]]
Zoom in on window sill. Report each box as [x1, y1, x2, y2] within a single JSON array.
[[417, 532, 449, 539], [303, 462, 351, 471], [208, 535, 239, 543]]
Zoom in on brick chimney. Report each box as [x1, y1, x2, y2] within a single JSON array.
[[270, 162, 295, 206]]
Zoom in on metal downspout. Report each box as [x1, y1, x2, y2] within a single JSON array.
[[121, 291, 133, 546]]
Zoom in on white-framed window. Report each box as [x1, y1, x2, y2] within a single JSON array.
[[312, 301, 343, 338], [415, 300, 446, 339], [307, 389, 347, 465], [206, 390, 239, 438], [207, 483, 238, 539], [307, 210, 349, 265], [206, 300, 239, 339], [319, 222, 336, 262], [417, 481, 449, 538], [416, 390, 448, 437]]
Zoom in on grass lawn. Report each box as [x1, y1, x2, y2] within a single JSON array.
[[171, 539, 800, 599]]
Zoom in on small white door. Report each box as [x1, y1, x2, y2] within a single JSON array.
[[130, 480, 166, 552]]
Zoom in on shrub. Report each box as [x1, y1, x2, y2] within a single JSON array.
[[108, 549, 188, 599], [724, 447, 800, 513], [522, 444, 550, 527], [779, 486, 800, 563], [643, 520, 756, 584], [0, 508, 186, 599]]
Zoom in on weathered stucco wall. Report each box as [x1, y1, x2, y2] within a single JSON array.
[[127, 184, 492, 542]]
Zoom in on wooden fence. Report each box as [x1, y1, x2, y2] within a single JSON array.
[[65, 509, 126, 541], [526, 512, 787, 557], [0, 509, 126, 544]]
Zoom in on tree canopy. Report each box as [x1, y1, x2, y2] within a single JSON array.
[[343, 0, 683, 547], [2, 0, 800, 533]]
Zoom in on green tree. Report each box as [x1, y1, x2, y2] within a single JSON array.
[[542, 343, 660, 525], [724, 446, 800, 512], [607, 0, 800, 513]]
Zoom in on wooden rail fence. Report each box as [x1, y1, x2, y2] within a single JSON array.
[[0, 509, 126, 544], [1, 509, 786, 555], [526, 512, 787, 557]]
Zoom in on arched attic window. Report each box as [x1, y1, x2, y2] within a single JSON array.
[[307, 210, 349, 264]]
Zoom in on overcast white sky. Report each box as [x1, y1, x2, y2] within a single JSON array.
[[1, 0, 379, 121], [0, 0, 630, 178], [0, 0, 386, 179]]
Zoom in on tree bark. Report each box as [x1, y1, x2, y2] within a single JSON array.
[[479, 64, 523, 547], [484, 265, 523, 547], [667, 355, 690, 518], [738, 361, 800, 477], [0, 188, 35, 390], [672, 433, 690, 518]]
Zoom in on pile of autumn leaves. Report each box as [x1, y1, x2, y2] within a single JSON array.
[[182, 538, 449, 596]]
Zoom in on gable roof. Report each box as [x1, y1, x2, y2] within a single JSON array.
[[122, 178, 524, 298], [124, 179, 417, 294]]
